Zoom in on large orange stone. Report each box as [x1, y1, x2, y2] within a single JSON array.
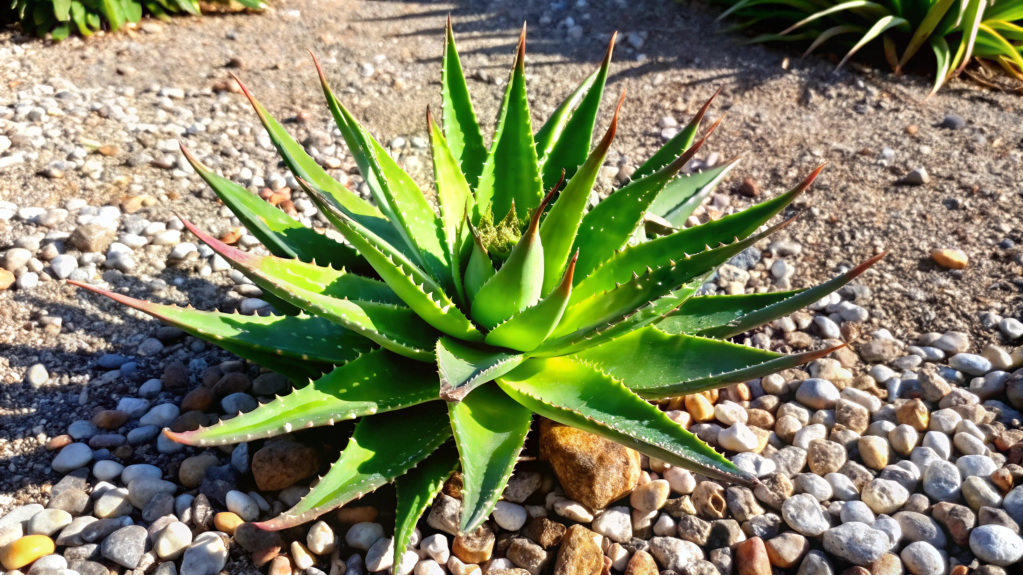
[[1, 535, 55, 570], [539, 419, 640, 510]]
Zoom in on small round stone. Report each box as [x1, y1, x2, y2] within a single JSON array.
[[306, 520, 335, 555], [0, 535, 55, 570], [782, 494, 829, 537], [225, 491, 259, 522], [900, 541, 945, 575], [492, 501, 527, 532], [154, 521, 192, 560], [213, 512, 243, 535], [969, 525, 1023, 567]]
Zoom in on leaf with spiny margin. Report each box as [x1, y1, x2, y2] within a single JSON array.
[[69, 280, 373, 367], [449, 384, 533, 533], [165, 349, 438, 446], [534, 69, 597, 163], [571, 326, 843, 400], [437, 337, 525, 402], [571, 121, 721, 281], [232, 74, 388, 231], [182, 218, 439, 360], [651, 159, 741, 228], [497, 358, 755, 485], [441, 17, 487, 189], [632, 89, 719, 181], [470, 189, 553, 329], [530, 273, 709, 358], [255, 402, 452, 530], [215, 339, 328, 384], [486, 253, 577, 352], [659, 252, 886, 338], [550, 219, 793, 345], [571, 166, 821, 305], [473, 26, 543, 224], [463, 222, 495, 306], [180, 146, 368, 273], [428, 109, 473, 304], [308, 183, 482, 342], [312, 56, 453, 290], [538, 93, 622, 296], [393, 441, 460, 571], [537, 35, 615, 190]]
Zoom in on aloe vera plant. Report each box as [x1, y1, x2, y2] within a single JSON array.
[[71, 21, 885, 552], [714, 0, 1023, 95]]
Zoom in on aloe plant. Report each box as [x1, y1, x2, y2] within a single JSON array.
[[71, 20, 884, 553], [714, 0, 1023, 95]]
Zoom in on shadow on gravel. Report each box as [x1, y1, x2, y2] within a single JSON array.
[[362, 0, 794, 94]]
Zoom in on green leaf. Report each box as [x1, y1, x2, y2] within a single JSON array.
[[470, 189, 553, 329], [531, 273, 709, 358], [69, 280, 374, 368], [231, 72, 393, 245], [304, 183, 482, 342], [50, 21, 70, 38], [310, 57, 454, 292], [898, 0, 955, 69], [69, 2, 92, 34], [951, 0, 985, 76], [836, 16, 910, 70], [537, 35, 614, 190], [486, 253, 577, 352], [650, 158, 741, 227], [551, 218, 795, 345], [428, 109, 472, 303], [776, 1, 889, 36], [394, 442, 460, 570], [803, 26, 864, 58], [976, 24, 1023, 75], [571, 326, 843, 400], [538, 94, 622, 296], [660, 252, 887, 338], [437, 337, 526, 402], [463, 220, 495, 306], [474, 26, 544, 225], [534, 69, 598, 163], [449, 384, 533, 533], [256, 402, 452, 530], [632, 89, 718, 181], [53, 0, 70, 20], [181, 147, 369, 274], [441, 16, 487, 190], [572, 165, 822, 305], [497, 358, 755, 485], [166, 349, 439, 446], [572, 118, 723, 280], [181, 219, 440, 361]]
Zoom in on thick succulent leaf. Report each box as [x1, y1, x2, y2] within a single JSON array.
[[534, 75, 596, 165], [449, 384, 533, 533], [231, 74, 387, 228], [463, 221, 496, 306], [437, 337, 526, 402], [180, 217, 400, 305], [393, 442, 460, 570], [497, 358, 755, 485], [651, 158, 741, 228], [180, 146, 367, 273], [312, 57, 453, 289], [441, 16, 487, 189], [538, 93, 622, 296], [69, 281, 373, 368], [551, 218, 795, 345], [572, 119, 723, 280], [255, 402, 452, 530], [486, 253, 577, 353], [537, 35, 615, 190], [530, 274, 709, 358], [572, 166, 822, 305], [660, 252, 887, 338], [632, 89, 718, 181], [307, 184, 483, 342], [165, 349, 438, 446], [428, 110, 473, 267], [181, 219, 439, 360], [471, 190, 553, 329], [215, 339, 328, 384], [473, 26, 544, 224], [571, 326, 843, 400]]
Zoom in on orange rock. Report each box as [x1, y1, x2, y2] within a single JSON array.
[[45, 435, 72, 451], [685, 394, 715, 423], [220, 228, 244, 245], [931, 248, 967, 269], [735, 538, 771, 575], [335, 506, 379, 524], [92, 410, 128, 430], [214, 512, 244, 534], [0, 535, 55, 570], [120, 196, 145, 213], [0, 270, 14, 290], [181, 387, 215, 412]]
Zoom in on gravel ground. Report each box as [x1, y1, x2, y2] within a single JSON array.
[[1, 0, 1023, 574]]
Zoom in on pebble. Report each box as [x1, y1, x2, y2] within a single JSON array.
[[180, 532, 229, 575], [782, 494, 830, 537], [903, 168, 930, 185], [225, 490, 259, 522], [346, 522, 385, 551], [51, 443, 92, 473], [822, 522, 888, 566], [899, 541, 945, 575], [26, 510, 71, 537], [154, 522, 192, 560], [101, 525, 148, 568], [493, 501, 528, 531], [0, 535, 55, 570]]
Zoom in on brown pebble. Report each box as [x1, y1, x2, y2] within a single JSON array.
[[227, 57, 245, 69], [905, 124, 919, 135], [991, 467, 1013, 493], [335, 506, 380, 525], [45, 435, 72, 451], [931, 248, 968, 270], [220, 228, 244, 245], [252, 546, 281, 567], [949, 566, 967, 575], [170, 410, 207, 433], [295, 110, 313, 124], [737, 178, 759, 198], [98, 145, 119, 156], [214, 512, 243, 534], [841, 568, 870, 575], [213, 372, 251, 397], [92, 410, 129, 430], [163, 361, 189, 388], [268, 554, 293, 575], [181, 388, 215, 413], [279, 199, 297, 217], [0, 270, 14, 290], [443, 472, 463, 499], [114, 445, 134, 460], [735, 537, 771, 575]]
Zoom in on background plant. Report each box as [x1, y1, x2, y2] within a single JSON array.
[[0, 0, 261, 39], [74, 20, 882, 551], [714, 0, 1023, 95]]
